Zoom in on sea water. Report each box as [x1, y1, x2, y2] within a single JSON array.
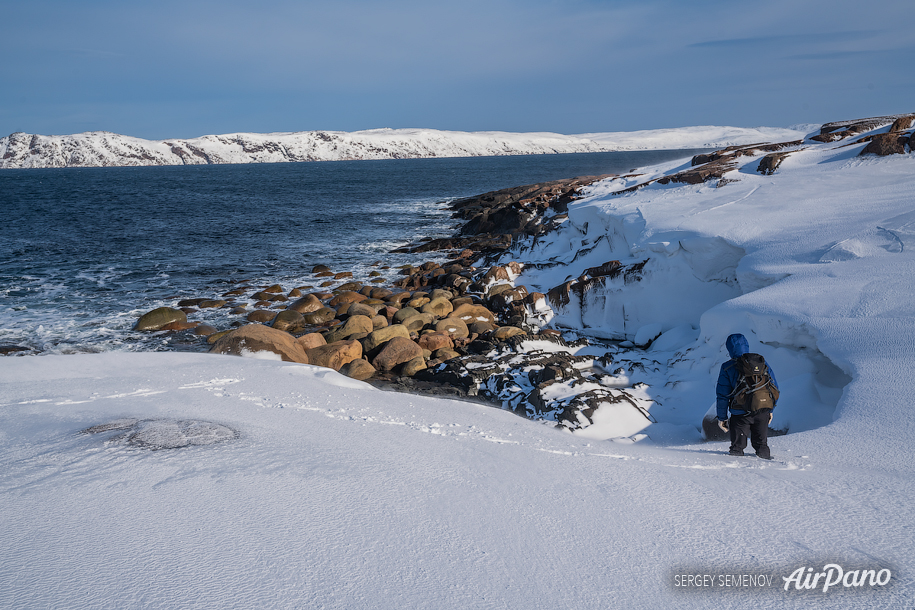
[[0, 150, 705, 354]]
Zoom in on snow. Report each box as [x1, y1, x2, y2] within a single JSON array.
[[2, 117, 914, 608], [0, 125, 808, 168]]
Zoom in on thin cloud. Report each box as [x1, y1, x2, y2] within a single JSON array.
[[689, 30, 881, 48]]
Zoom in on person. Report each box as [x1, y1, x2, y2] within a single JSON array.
[[715, 333, 778, 459]]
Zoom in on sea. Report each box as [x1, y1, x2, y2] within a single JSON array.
[[1, 149, 705, 355]]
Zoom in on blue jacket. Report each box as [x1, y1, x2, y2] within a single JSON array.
[[715, 334, 778, 421]]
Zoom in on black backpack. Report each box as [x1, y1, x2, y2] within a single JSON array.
[[729, 353, 779, 412]]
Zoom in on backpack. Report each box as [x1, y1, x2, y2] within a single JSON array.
[[728, 353, 779, 412]]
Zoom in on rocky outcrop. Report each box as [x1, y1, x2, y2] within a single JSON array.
[[209, 325, 310, 364], [860, 133, 909, 156], [133, 307, 187, 331]]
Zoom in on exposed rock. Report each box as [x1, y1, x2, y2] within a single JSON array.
[[271, 310, 306, 333], [297, 332, 327, 350], [287, 294, 324, 314], [134, 307, 187, 331], [392, 307, 421, 324], [889, 115, 915, 132], [325, 315, 374, 342], [305, 340, 363, 371], [417, 332, 454, 352], [401, 356, 428, 377], [420, 297, 454, 318], [434, 317, 469, 339], [860, 133, 908, 156], [160, 321, 200, 331], [372, 337, 423, 372], [451, 303, 496, 325], [198, 299, 227, 309], [210, 325, 310, 364], [363, 324, 412, 354], [246, 310, 276, 323], [328, 291, 366, 307], [302, 307, 337, 324], [339, 359, 376, 381], [757, 150, 796, 175], [492, 326, 526, 340], [312, 264, 331, 273]]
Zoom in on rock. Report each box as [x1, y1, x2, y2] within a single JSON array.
[[326, 314, 374, 341], [371, 315, 388, 330], [198, 299, 227, 309], [302, 307, 337, 324], [347, 302, 378, 318], [271, 310, 306, 333], [0, 345, 32, 355], [860, 133, 908, 156], [134, 307, 187, 331], [401, 313, 434, 333], [230, 306, 247, 315], [492, 326, 526, 340], [372, 337, 423, 372], [222, 288, 248, 297], [206, 329, 234, 344], [246, 310, 276, 323], [287, 294, 324, 314], [337, 282, 362, 292], [194, 324, 219, 336], [401, 356, 427, 377], [334, 271, 353, 279], [421, 297, 454, 318], [362, 325, 412, 354], [305, 340, 362, 370], [407, 297, 430, 309], [160, 321, 200, 331], [328, 291, 367, 307], [288, 288, 302, 298], [418, 332, 454, 352], [434, 317, 469, 339], [432, 347, 460, 361], [387, 292, 412, 305], [312, 264, 331, 273], [339, 359, 376, 381], [468, 321, 495, 335], [483, 266, 510, 284], [210, 325, 309, 364], [177, 298, 207, 307], [262, 284, 284, 294], [392, 307, 421, 324], [888, 115, 915, 132], [297, 332, 327, 350], [451, 303, 496, 325]]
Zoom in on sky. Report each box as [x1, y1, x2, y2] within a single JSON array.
[[3, 0, 914, 139]]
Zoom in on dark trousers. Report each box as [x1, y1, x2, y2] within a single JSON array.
[[729, 409, 771, 458]]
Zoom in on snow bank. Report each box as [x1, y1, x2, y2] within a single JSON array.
[[1, 352, 910, 609]]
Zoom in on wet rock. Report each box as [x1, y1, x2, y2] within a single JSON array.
[[271, 310, 306, 333], [160, 321, 200, 331], [206, 329, 233, 344], [199, 299, 227, 309], [246, 310, 276, 323], [328, 291, 367, 307], [0, 345, 32, 355], [305, 339, 363, 371], [134, 307, 187, 331], [287, 294, 324, 314], [222, 288, 248, 297], [312, 264, 332, 273], [337, 281, 362, 292], [210, 324, 310, 364], [177, 298, 207, 307], [372, 337, 423, 372], [262, 284, 284, 294], [302, 307, 337, 324], [339, 359, 376, 381]]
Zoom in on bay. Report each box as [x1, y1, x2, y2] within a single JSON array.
[[0, 149, 705, 354]]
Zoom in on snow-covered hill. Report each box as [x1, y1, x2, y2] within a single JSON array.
[[0, 125, 808, 169]]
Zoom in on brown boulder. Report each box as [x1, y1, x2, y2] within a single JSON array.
[[194, 324, 219, 336], [434, 317, 469, 339], [271, 310, 306, 333], [362, 325, 412, 354], [297, 332, 327, 350], [246, 310, 276, 323], [312, 264, 331, 273], [401, 313, 434, 333], [339, 359, 376, 381], [418, 332, 454, 352], [325, 315, 374, 342], [421, 297, 454, 318], [287, 294, 324, 314], [401, 356, 427, 377], [305, 340, 362, 370], [210, 325, 309, 363], [493, 326, 527, 340], [134, 307, 187, 331], [160, 321, 200, 331], [328, 291, 367, 307], [373, 337, 423, 372], [302, 307, 337, 324], [860, 133, 908, 156], [888, 115, 915, 132], [451, 303, 496, 324]]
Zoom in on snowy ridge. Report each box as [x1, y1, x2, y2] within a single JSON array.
[[0, 125, 808, 169]]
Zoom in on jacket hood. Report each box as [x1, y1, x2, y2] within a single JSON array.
[[726, 334, 749, 358]]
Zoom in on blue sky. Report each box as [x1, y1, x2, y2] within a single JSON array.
[[4, 0, 914, 139]]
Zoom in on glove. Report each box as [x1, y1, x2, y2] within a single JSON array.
[[768, 413, 773, 424], [717, 419, 729, 433]]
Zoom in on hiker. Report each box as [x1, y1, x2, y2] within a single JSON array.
[[715, 333, 779, 459]]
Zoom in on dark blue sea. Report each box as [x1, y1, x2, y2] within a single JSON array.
[[0, 150, 704, 354]]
